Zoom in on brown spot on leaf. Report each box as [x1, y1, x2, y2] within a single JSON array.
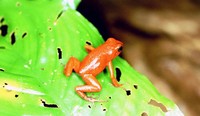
[[141, 112, 148, 116], [148, 99, 168, 112]]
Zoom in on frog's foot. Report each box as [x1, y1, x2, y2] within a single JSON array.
[[112, 78, 123, 87], [76, 86, 104, 102], [76, 90, 102, 102], [75, 74, 104, 102], [85, 96, 98, 102], [84, 96, 107, 102]]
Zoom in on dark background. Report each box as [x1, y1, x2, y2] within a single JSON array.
[[77, 0, 200, 116]]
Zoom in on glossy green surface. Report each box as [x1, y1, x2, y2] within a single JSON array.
[[0, 0, 183, 115]]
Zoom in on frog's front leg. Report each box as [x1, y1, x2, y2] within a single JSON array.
[[85, 44, 95, 53], [64, 57, 80, 77], [76, 74, 102, 102], [108, 61, 122, 87]]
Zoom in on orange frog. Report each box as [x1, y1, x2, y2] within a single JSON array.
[[64, 38, 123, 102]]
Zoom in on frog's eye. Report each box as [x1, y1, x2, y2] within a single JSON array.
[[118, 46, 123, 52]]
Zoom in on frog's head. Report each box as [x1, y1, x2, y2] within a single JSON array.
[[105, 38, 123, 58]]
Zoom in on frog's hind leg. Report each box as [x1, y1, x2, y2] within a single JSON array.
[[64, 57, 80, 77], [76, 74, 102, 102]]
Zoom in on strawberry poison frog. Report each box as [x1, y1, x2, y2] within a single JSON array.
[[64, 38, 123, 102]]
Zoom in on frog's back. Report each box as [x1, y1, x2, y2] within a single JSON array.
[[78, 48, 109, 76], [78, 38, 123, 76]]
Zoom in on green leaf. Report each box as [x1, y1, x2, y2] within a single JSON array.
[[0, 0, 183, 115]]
